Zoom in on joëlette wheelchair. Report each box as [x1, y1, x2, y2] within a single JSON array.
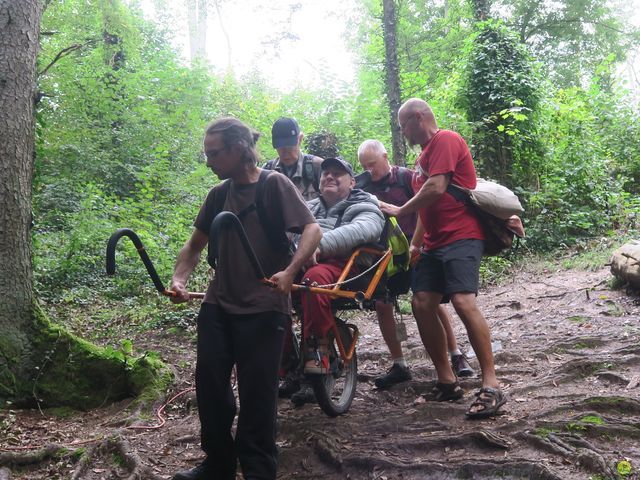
[[106, 211, 403, 417]]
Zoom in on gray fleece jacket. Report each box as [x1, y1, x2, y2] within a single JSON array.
[[306, 189, 385, 259]]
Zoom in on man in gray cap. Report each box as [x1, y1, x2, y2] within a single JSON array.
[[298, 157, 385, 374], [265, 117, 324, 201]]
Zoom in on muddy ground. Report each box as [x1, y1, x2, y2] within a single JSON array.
[[1, 266, 639, 480]]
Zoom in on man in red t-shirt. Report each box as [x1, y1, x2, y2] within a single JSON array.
[[381, 98, 506, 419]]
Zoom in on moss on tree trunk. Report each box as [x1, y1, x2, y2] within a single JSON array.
[[0, 302, 171, 410]]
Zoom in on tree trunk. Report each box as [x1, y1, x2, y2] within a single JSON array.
[[0, 0, 43, 399], [471, 0, 489, 21], [382, 0, 406, 166], [187, 0, 207, 61], [0, 0, 169, 408]]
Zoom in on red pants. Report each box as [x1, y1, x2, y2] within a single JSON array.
[[301, 259, 350, 341]]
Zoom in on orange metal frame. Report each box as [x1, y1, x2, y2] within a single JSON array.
[[164, 246, 392, 363], [288, 247, 392, 301], [288, 246, 392, 363]]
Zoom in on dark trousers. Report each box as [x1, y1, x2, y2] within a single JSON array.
[[196, 303, 287, 480]]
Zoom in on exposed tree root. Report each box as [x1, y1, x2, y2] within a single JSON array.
[[348, 430, 513, 452], [0, 444, 67, 467], [550, 336, 609, 351], [70, 432, 161, 480], [519, 431, 615, 478], [314, 436, 343, 470], [342, 455, 565, 480], [527, 396, 640, 419]]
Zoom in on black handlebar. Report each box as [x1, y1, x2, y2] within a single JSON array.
[[106, 228, 167, 294], [208, 211, 267, 280]]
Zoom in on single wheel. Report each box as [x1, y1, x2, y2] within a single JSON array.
[[308, 318, 357, 417]]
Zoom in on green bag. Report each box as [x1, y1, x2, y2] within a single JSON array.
[[384, 216, 410, 278]]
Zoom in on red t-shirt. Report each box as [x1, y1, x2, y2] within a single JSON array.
[[412, 130, 484, 250]]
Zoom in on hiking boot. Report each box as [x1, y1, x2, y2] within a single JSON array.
[[290, 382, 316, 406], [374, 364, 412, 389], [172, 462, 214, 480], [278, 372, 301, 398], [451, 354, 474, 378]]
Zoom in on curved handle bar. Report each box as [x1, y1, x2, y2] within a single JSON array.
[[209, 211, 267, 280], [106, 228, 204, 299]]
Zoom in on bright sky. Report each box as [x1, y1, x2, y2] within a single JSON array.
[[139, 0, 359, 92]]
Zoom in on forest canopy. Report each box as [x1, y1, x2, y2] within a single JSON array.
[[33, 0, 640, 304]]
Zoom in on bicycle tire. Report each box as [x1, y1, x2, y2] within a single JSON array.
[[309, 318, 357, 417]]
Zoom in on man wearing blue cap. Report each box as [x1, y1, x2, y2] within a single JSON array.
[[266, 118, 325, 403], [265, 117, 324, 201]]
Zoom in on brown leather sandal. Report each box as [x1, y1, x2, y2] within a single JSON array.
[[466, 387, 506, 419]]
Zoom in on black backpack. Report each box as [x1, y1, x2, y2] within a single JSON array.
[[395, 166, 415, 200], [264, 154, 321, 192], [207, 170, 291, 269]]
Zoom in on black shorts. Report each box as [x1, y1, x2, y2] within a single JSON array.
[[411, 239, 483, 302]]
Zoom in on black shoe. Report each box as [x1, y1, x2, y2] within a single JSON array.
[[451, 354, 474, 378], [290, 382, 316, 406], [430, 381, 464, 402], [278, 371, 301, 398], [172, 462, 215, 480], [374, 364, 412, 389]]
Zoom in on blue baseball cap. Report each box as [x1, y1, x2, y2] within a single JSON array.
[[321, 157, 354, 177], [271, 117, 300, 149]]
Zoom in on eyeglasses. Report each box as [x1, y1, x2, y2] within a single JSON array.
[[203, 146, 228, 161]]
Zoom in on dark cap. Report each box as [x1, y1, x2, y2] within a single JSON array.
[[271, 117, 300, 149], [321, 157, 354, 177]]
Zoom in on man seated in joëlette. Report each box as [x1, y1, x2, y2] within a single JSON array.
[[296, 156, 385, 375]]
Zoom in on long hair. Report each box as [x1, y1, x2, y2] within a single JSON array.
[[205, 117, 261, 165]]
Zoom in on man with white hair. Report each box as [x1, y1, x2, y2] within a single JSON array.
[[357, 140, 474, 389]]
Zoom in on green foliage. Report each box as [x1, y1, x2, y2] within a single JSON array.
[[617, 460, 633, 477], [580, 415, 605, 425], [30, 0, 640, 329], [534, 427, 559, 439], [524, 83, 640, 250], [35, 1, 213, 295], [458, 20, 543, 187], [493, 0, 637, 88], [479, 255, 515, 286]]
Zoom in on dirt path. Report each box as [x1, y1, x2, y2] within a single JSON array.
[[1, 267, 639, 479]]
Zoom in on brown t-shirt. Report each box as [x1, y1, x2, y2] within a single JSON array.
[[194, 171, 316, 315]]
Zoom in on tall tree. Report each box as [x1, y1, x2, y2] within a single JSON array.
[[186, 0, 207, 61], [382, 0, 406, 165], [494, 0, 637, 87], [458, 0, 542, 186], [0, 0, 44, 398], [0, 0, 165, 409]]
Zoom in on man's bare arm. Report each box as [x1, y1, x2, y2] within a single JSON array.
[[381, 174, 449, 217], [169, 228, 208, 303], [410, 216, 425, 265], [269, 223, 322, 294]]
